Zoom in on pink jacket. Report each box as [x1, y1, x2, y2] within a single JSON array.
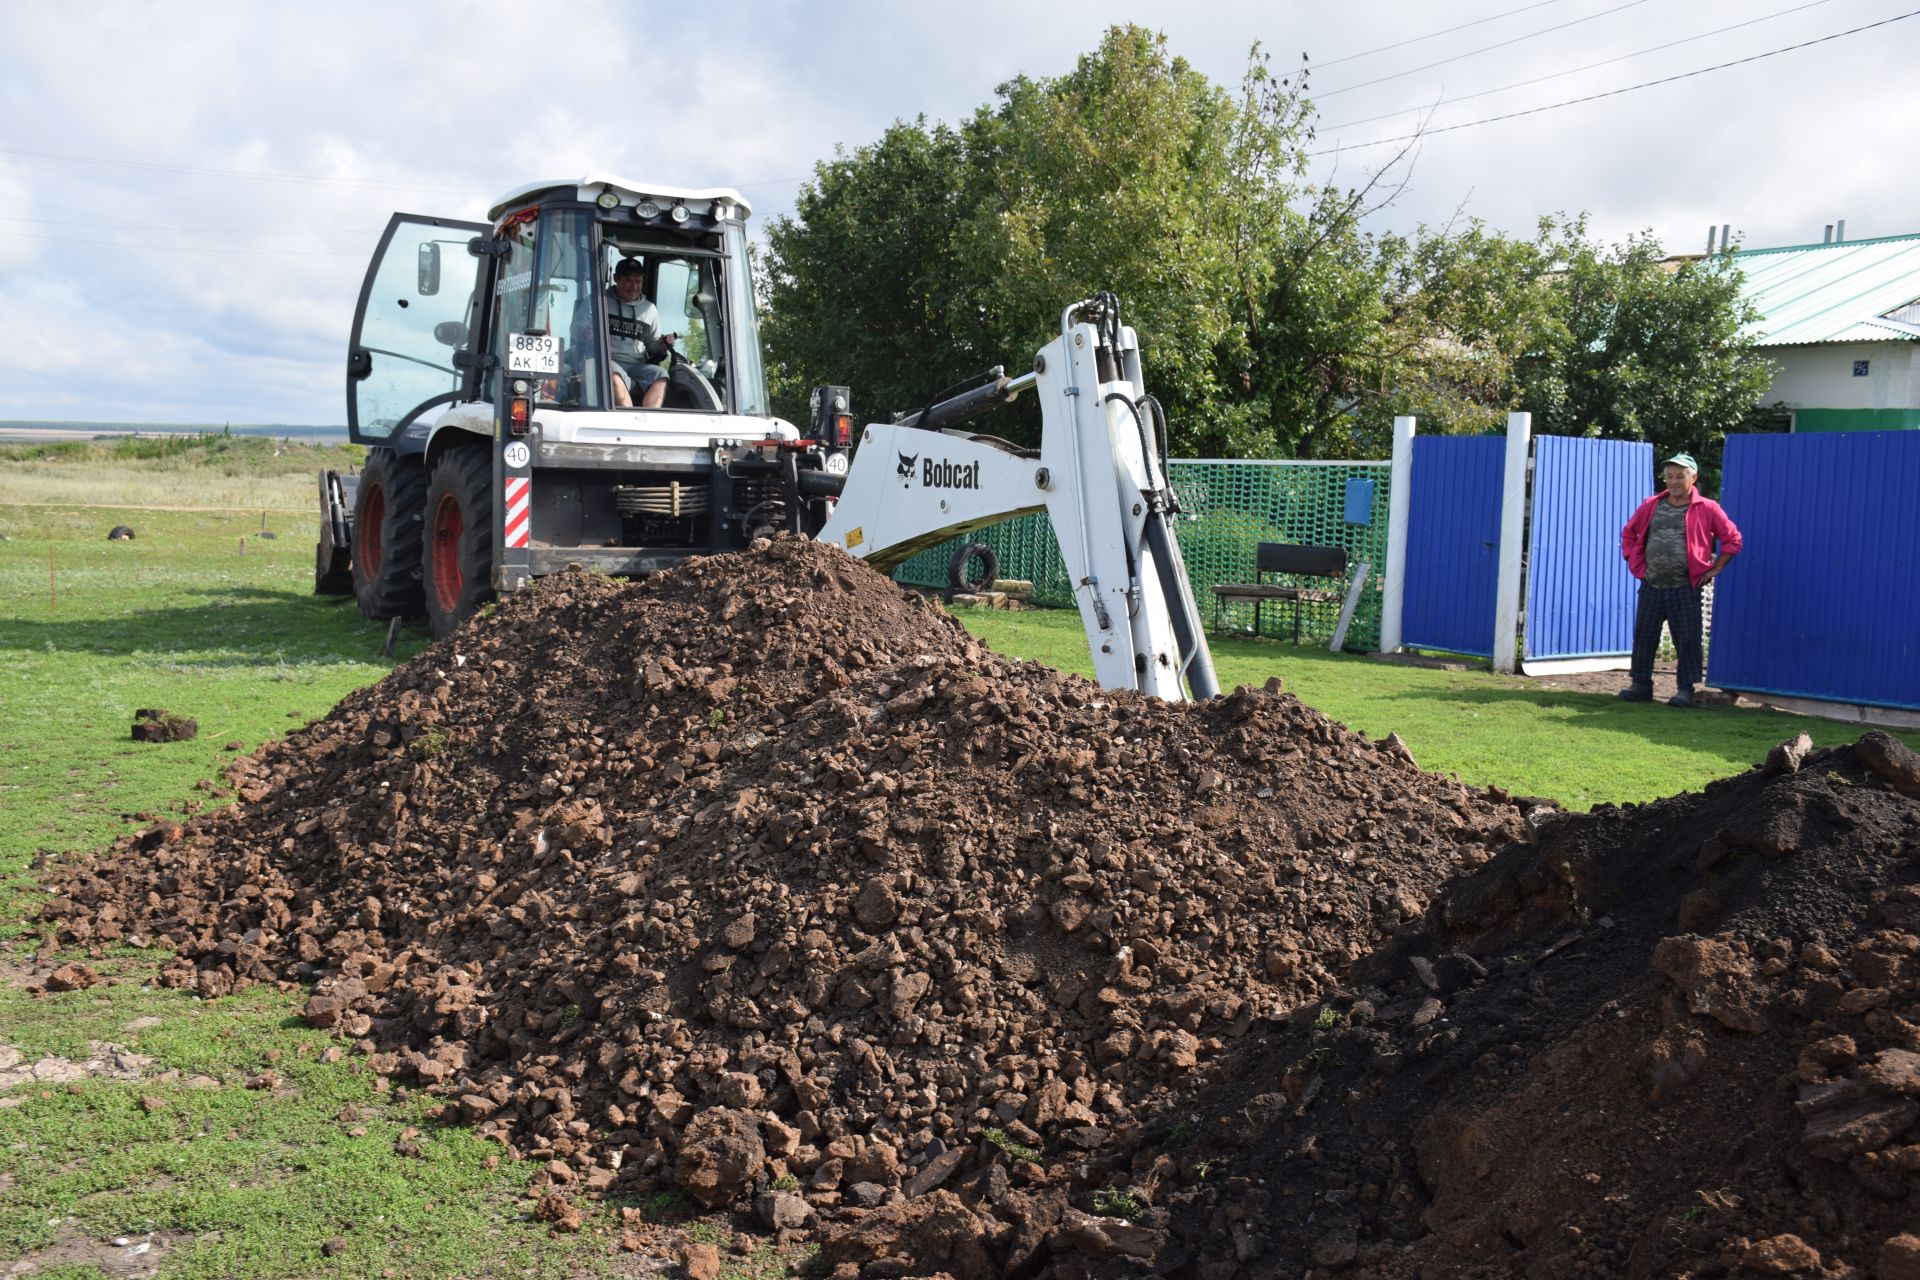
[[1620, 491, 1742, 588]]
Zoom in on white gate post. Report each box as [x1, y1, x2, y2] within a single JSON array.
[[1493, 411, 1532, 674], [1379, 415, 1417, 653]]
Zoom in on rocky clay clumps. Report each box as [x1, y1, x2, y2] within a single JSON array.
[[45, 537, 1531, 1237]]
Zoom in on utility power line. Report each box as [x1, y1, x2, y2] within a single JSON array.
[[0, 212, 376, 237], [0, 145, 489, 194], [1315, 0, 1575, 70], [0, 154, 297, 216], [1323, 0, 1838, 131], [0, 146, 806, 204], [1312, 8, 1919, 154], [1319, 0, 1655, 98], [7, 230, 364, 257]]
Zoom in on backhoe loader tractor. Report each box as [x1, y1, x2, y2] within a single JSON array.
[[317, 177, 850, 637], [320, 176, 1219, 701]]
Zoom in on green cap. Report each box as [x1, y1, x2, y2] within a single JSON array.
[[1665, 452, 1698, 472]]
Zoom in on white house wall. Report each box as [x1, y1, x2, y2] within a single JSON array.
[[1764, 340, 1920, 412]]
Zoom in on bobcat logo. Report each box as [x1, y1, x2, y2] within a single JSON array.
[[897, 452, 918, 488]]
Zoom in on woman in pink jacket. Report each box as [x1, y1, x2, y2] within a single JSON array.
[[1617, 452, 1742, 708]]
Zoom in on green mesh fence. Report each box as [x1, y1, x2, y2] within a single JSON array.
[[893, 458, 1394, 651]]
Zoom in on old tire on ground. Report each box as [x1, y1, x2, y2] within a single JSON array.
[[351, 448, 427, 621], [314, 539, 353, 596], [423, 446, 495, 639], [948, 542, 999, 593]]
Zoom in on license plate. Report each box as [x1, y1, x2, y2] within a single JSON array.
[[506, 332, 560, 374]]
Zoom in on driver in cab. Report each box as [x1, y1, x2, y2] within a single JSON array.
[[605, 257, 676, 409]]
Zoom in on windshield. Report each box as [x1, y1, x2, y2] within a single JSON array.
[[591, 239, 732, 414], [514, 209, 601, 409]]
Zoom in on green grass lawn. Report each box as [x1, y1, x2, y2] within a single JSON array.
[[0, 503, 424, 897], [0, 507, 648, 1278], [958, 607, 1917, 810], [1, 452, 1909, 1277]]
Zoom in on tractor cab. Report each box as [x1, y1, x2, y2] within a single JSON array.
[[327, 178, 843, 638], [346, 178, 777, 447]]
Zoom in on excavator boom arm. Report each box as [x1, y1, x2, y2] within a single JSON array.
[[817, 298, 1219, 702]]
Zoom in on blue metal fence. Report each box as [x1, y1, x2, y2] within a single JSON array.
[[1525, 437, 1653, 661], [1401, 435, 1505, 656], [1709, 430, 1920, 710]]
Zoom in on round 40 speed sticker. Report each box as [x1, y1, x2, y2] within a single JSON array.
[[503, 441, 531, 469]]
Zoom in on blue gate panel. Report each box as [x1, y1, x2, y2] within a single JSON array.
[[1526, 437, 1653, 660], [1710, 431, 1920, 710], [1402, 435, 1505, 657]]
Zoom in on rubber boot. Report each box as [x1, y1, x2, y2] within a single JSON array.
[[1667, 686, 1695, 708], [1616, 682, 1653, 703]]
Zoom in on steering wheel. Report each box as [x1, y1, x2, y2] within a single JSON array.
[[663, 356, 724, 412]]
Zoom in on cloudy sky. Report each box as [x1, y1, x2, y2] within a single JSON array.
[[2, 0, 1911, 426]]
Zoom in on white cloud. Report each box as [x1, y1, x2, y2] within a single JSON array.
[[2, 0, 1917, 423]]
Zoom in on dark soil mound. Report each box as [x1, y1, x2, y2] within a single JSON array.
[[1085, 733, 1920, 1279], [46, 536, 1529, 1238]]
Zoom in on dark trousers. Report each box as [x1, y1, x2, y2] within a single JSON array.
[[1630, 582, 1704, 689]]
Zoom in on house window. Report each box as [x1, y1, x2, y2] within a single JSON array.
[[1853, 359, 1870, 377]]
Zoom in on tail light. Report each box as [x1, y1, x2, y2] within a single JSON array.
[[810, 385, 852, 448], [508, 397, 531, 435]]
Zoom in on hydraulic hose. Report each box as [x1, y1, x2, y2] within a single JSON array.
[[1144, 511, 1221, 700]]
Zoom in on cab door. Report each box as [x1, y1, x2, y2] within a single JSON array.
[[347, 213, 490, 446]]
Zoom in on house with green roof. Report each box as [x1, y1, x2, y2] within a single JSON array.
[[1734, 231, 1920, 432]]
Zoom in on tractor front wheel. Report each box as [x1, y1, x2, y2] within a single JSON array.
[[423, 446, 495, 639], [351, 449, 427, 621]]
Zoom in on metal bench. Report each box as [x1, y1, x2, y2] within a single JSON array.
[[1211, 542, 1351, 643]]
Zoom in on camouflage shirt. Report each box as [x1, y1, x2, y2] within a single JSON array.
[[1644, 499, 1691, 588]]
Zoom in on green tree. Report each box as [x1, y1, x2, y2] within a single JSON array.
[[1512, 217, 1775, 480], [762, 30, 1774, 467], [760, 118, 986, 429], [762, 26, 1286, 445]]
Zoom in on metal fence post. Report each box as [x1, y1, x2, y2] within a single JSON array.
[[1379, 416, 1417, 653], [1493, 412, 1532, 674]]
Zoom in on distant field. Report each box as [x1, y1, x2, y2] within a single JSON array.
[[0, 434, 362, 512], [0, 420, 346, 442]]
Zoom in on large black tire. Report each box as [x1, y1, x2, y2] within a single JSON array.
[[422, 446, 495, 639], [351, 449, 428, 621], [948, 542, 1000, 593]]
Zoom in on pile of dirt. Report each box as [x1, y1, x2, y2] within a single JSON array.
[[59, 532, 1917, 1276], [1079, 732, 1920, 1279], [44, 537, 1531, 1242]]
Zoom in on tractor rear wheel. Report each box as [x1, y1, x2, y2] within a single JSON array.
[[423, 446, 495, 639], [351, 448, 427, 621]]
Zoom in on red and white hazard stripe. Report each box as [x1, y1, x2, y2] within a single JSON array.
[[503, 476, 531, 549]]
